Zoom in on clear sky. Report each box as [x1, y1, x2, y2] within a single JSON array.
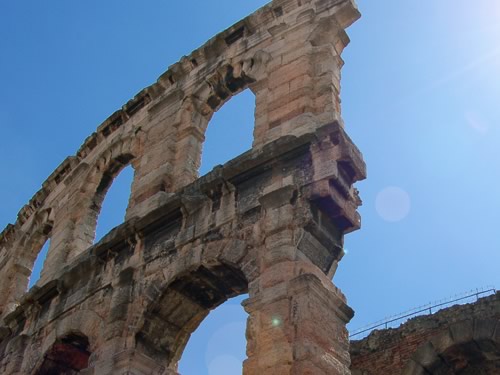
[[1, 0, 499, 374]]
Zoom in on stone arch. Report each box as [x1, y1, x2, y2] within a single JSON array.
[[0, 208, 54, 316], [135, 238, 255, 372], [51, 310, 105, 354], [189, 50, 271, 118], [32, 332, 91, 375], [18, 208, 54, 278], [403, 318, 500, 374], [171, 51, 270, 189], [24, 310, 104, 375], [64, 135, 142, 261]]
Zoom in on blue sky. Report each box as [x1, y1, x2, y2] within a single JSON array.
[[1, 0, 499, 373]]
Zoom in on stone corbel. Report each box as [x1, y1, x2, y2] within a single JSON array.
[[242, 50, 271, 83], [307, 16, 344, 48], [176, 96, 210, 141]]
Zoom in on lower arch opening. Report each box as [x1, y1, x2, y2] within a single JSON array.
[[137, 263, 249, 373], [179, 293, 249, 375], [35, 333, 90, 375]]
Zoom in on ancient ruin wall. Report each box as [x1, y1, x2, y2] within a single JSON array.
[[0, 0, 365, 374], [0, 0, 360, 315], [350, 292, 500, 375]]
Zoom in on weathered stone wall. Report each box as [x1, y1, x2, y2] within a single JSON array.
[[0, 0, 366, 374], [0, 123, 365, 374], [350, 292, 500, 375], [0, 0, 361, 318]]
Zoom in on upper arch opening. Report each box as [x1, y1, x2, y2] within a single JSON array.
[[93, 163, 135, 243], [199, 89, 255, 176]]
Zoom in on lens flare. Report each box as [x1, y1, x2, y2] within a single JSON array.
[[271, 316, 282, 327], [375, 186, 411, 222]]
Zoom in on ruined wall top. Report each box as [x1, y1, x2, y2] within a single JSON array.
[[0, 0, 359, 242], [350, 292, 500, 374], [0, 0, 363, 318], [0, 2, 367, 372]]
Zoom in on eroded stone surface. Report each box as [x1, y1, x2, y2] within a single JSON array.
[[350, 292, 500, 375], [0, 0, 365, 374]]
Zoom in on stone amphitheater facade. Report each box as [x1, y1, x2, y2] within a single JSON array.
[[0, 0, 366, 373], [2, 0, 497, 373]]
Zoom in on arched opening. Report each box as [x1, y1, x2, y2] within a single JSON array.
[[22, 210, 53, 290], [199, 89, 255, 175], [28, 238, 50, 288], [178, 293, 249, 375], [92, 162, 134, 243], [432, 339, 500, 374], [405, 319, 500, 374], [35, 333, 90, 375], [137, 263, 248, 373]]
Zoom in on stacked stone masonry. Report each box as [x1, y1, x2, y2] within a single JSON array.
[[350, 292, 500, 375], [0, 0, 367, 374]]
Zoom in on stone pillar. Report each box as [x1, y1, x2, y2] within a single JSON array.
[[37, 171, 100, 283], [242, 179, 353, 374], [253, 11, 355, 148], [126, 108, 177, 219], [0, 258, 30, 318], [38, 217, 73, 284], [1, 227, 51, 317], [244, 273, 353, 375], [171, 97, 211, 190]]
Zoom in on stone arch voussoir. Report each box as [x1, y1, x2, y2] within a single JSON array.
[[63, 135, 141, 258], [403, 318, 500, 375], [24, 310, 104, 374], [3, 207, 55, 300], [17, 208, 54, 257], [135, 237, 251, 370], [191, 50, 270, 117], [171, 51, 268, 189], [51, 310, 105, 354]]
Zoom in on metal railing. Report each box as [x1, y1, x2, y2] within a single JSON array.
[[349, 286, 497, 339]]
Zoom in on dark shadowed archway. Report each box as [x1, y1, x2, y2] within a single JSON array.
[[403, 319, 500, 374], [35, 333, 90, 375], [136, 263, 248, 372]]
